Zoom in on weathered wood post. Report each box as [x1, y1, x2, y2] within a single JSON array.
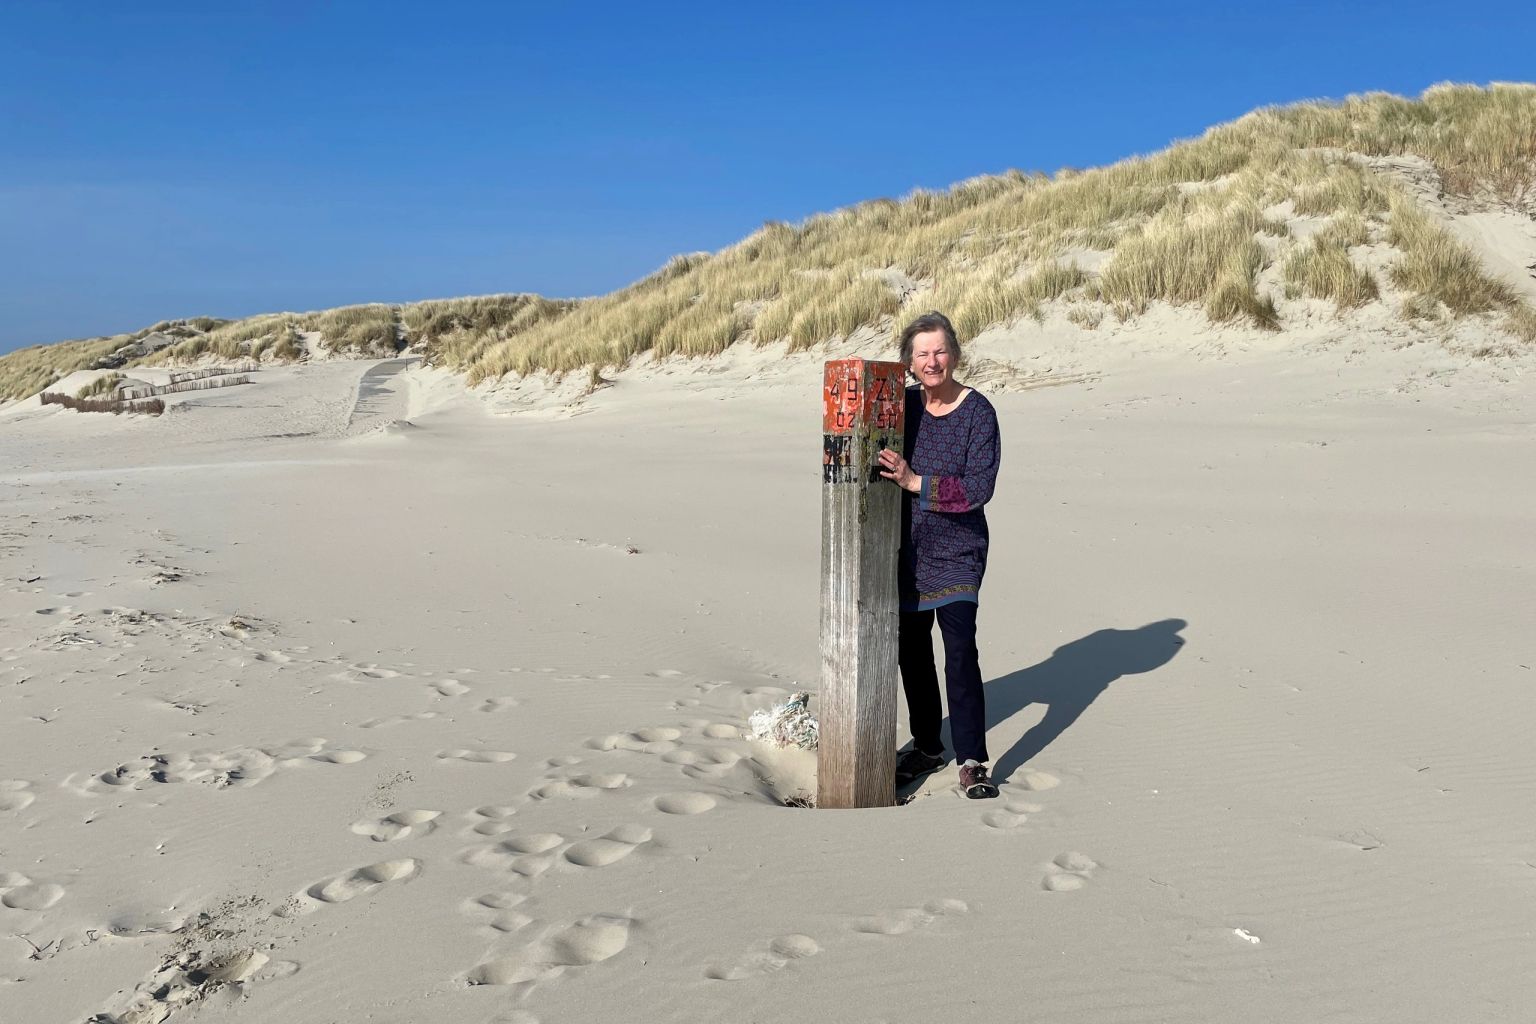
[[819, 358, 906, 809]]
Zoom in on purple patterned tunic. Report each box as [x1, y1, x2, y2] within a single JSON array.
[[899, 385, 1002, 611]]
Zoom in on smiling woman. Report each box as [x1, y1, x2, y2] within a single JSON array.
[[877, 311, 1002, 799]]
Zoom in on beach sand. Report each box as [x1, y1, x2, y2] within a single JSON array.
[[2, 328, 1534, 1023]]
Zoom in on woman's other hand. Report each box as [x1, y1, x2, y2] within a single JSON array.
[[878, 448, 920, 492]]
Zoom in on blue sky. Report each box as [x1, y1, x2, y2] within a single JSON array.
[[2, 1, 1532, 353]]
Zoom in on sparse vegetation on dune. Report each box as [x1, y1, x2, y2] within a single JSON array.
[[1385, 193, 1521, 316], [0, 336, 135, 402], [75, 372, 124, 400], [1245, 81, 1536, 208], [5, 83, 1534, 401], [403, 294, 582, 368], [302, 304, 399, 354], [150, 314, 292, 364], [135, 295, 574, 371], [1284, 235, 1381, 310]]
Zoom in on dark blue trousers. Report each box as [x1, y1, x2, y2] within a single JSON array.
[[899, 602, 989, 765]]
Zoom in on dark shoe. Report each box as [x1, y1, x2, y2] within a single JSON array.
[[894, 747, 946, 785], [958, 761, 999, 799]]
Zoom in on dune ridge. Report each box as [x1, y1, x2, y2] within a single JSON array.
[[4, 83, 1535, 405]]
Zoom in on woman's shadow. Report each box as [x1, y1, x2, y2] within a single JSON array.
[[945, 618, 1188, 783]]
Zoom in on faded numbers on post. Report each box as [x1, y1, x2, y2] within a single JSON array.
[[822, 359, 905, 486]]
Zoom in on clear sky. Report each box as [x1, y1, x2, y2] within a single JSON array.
[[2, 0, 1532, 353]]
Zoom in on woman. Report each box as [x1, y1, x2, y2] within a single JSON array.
[[877, 311, 1002, 799]]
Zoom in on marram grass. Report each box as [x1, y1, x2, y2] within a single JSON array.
[[1283, 233, 1380, 309], [5, 84, 1536, 399]]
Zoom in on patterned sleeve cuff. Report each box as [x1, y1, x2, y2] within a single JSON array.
[[924, 476, 971, 512], [917, 475, 936, 511]]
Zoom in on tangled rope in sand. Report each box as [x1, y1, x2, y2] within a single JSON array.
[[748, 691, 819, 750]]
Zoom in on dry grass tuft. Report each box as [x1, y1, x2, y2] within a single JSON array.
[[1290, 161, 1392, 217], [1386, 194, 1516, 314], [301, 304, 399, 355], [1066, 306, 1104, 330], [1283, 236, 1380, 309], [1505, 303, 1536, 342], [76, 372, 124, 399], [1099, 196, 1277, 328]]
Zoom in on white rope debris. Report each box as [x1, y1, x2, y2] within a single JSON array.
[[748, 691, 819, 750]]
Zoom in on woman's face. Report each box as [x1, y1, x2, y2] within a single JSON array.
[[909, 329, 954, 390]]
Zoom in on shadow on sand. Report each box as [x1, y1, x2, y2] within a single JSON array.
[[957, 618, 1188, 783]]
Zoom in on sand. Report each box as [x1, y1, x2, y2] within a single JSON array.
[[2, 322, 1534, 1024]]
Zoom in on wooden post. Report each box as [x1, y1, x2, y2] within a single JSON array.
[[818, 358, 906, 809]]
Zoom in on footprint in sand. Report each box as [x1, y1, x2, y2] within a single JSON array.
[[460, 832, 565, 876], [106, 908, 188, 937], [0, 875, 65, 911], [705, 934, 821, 980], [981, 798, 1041, 831], [218, 616, 268, 640], [586, 726, 683, 753], [92, 948, 274, 1024], [527, 773, 631, 801], [466, 805, 519, 836], [97, 748, 279, 790], [329, 662, 403, 684], [266, 738, 328, 760], [852, 899, 969, 936], [282, 858, 421, 915], [432, 679, 471, 697], [460, 891, 533, 934], [478, 696, 520, 713], [1042, 852, 1099, 892], [502, 833, 566, 854], [563, 824, 653, 868], [1015, 770, 1060, 792], [653, 792, 717, 816], [311, 749, 369, 764], [739, 686, 793, 713], [351, 809, 443, 842], [360, 710, 443, 729], [438, 749, 517, 764], [0, 780, 36, 813], [663, 748, 744, 780], [267, 739, 367, 767], [466, 913, 633, 987]]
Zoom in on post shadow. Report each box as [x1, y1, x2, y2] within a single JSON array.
[[936, 618, 1188, 784]]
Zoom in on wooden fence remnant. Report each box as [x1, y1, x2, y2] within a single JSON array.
[[819, 358, 906, 809]]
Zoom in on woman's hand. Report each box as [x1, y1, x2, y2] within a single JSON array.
[[878, 448, 920, 492]]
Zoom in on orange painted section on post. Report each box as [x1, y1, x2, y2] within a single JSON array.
[[823, 360, 862, 434], [822, 360, 907, 487], [862, 361, 904, 432], [822, 359, 905, 435]]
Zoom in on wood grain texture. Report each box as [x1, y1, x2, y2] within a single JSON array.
[[818, 359, 904, 809]]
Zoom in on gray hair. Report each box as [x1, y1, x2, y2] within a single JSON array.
[[898, 311, 961, 367]]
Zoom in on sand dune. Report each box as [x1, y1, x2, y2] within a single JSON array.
[[2, 330, 1534, 1023]]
